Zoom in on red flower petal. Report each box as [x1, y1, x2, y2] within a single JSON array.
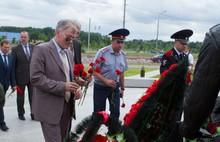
[[88, 68, 93, 74], [16, 85, 23, 95], [100, 56, 105, 62], [81, 71, 87, 78], [165, 50, 173, 56], [95, 66, 101, 73], [73, 70, 80, 76], [96, 111, 109, 124], [89, 62, 94, 66], [115, 69, 121, 75], [95, 59, 100, 64], [121, 103, 126, 108]]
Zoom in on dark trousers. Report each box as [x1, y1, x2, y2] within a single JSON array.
[[0, 89, 6, 126], [17, 83, 33, 116], [93, 83, 120, 118]]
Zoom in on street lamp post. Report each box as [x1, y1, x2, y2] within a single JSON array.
[[156, 10, 167, 50]]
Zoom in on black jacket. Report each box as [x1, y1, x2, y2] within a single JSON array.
[[182, 24, 220, 139], [160, 47, 184, 73]]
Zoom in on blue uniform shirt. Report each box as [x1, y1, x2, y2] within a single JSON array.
[[93, 45, 128, 86]]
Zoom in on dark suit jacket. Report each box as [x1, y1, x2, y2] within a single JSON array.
[[30, 40, 75, 124], [160, 47, 183, 73], [70, 40, 81, 64], [0, 54, 16, 91], [11, 43, 34, 85]]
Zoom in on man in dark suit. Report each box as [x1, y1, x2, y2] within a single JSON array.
[[0, 39, 16, 131], [160, 29, 193, 142], [160, 29, 193, 73], [70, 19, 82, 64], [11, 31, 35, 121], [30, 19, 85, 142]]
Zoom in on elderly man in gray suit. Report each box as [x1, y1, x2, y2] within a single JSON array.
[[30, 19, 84, 142]]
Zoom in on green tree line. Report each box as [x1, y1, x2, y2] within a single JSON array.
[[0, 26, 202, 53]]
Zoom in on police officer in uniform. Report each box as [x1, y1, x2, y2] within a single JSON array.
[[160, 29, 193, 142], [160, 29, 193, 74], [92, 28, 129, 119]]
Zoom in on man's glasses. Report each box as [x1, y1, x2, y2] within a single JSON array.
[[61, 33, 75, 42]]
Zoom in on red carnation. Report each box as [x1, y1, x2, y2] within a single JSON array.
[[96, 111, 109, 124], [165, 51, 173, 57], [100, 56, 105, 62], [89, 62, 94, 67], [95, 59, 100, 64], [115, 69, 121, 75], [207, 120, 217, 134], [74, 64, 84, 73], [95, 66, 101, 73], [16, 85, 23, 95], [88, 68, 93, 74], [187, 71, 192, 83], [121, 103, 126, 108], [169, 64, 177, 70], [73, 70, 80, 77], [81, 71, 87, 78], [93, 134, 107, 142]]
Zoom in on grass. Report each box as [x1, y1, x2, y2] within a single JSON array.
[[84, 67, 158, 77]]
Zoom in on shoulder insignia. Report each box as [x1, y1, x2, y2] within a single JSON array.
[[162, 59, 167, 66], [101, 47, 109, 53], [121, 49, 126, 55]]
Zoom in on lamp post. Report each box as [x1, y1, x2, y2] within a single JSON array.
[[156, 10, 167, 50]]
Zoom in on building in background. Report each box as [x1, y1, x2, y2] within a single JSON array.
[[0, 32, 20, 41]]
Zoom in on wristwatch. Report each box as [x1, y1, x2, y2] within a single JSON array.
[[121, 88, 125, 90]]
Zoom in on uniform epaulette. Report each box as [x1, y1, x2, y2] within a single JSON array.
[[101, 47, 109, 53], [121, 49, 127, 55]]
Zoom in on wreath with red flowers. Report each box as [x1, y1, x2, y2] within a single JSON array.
[[67, 111, 138, 142], [123, 57, 189, 141]]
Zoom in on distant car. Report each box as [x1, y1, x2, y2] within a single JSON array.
[[150, 54, 163, 63]]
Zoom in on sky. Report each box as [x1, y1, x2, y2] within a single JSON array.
[[0, 0, 219, 42]]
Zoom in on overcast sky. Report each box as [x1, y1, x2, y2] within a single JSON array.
[[0, 0, 219, 42]]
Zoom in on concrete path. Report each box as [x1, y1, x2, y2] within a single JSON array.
[[0, 86, 147, 142], [0, 70, 160, 142]]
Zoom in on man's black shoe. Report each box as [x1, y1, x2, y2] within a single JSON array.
[[19, 115, 26, 120], [1, 125, 9, 131]]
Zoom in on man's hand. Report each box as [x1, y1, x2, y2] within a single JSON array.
[[74, 88, 82, 100], [12, 86, 16, 92], [65, 82, 79, 92], [179, 122, 202, 140], [105, 79, 116, 88]]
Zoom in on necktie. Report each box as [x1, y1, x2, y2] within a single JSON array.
[[24, 45, 30, 61], [3, 54, 7, 70], [179, 53, 183, 60], [60, 50, 71, 102]]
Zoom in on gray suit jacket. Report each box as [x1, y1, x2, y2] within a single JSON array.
[[30, 40, 74, 124]]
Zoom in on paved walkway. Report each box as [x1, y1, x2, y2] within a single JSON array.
[[0, 86, 146, 142]]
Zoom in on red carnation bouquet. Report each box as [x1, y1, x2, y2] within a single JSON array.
[[115, 69, 126, 108], [7, 85, 23, 98], [73, 63, 92, 105]]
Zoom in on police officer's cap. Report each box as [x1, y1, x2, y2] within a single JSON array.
[[170, 29, 193, 45], [109, 28, 130, 41]]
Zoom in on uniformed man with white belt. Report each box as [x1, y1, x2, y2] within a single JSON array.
[[92, 28, 129, 119]]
